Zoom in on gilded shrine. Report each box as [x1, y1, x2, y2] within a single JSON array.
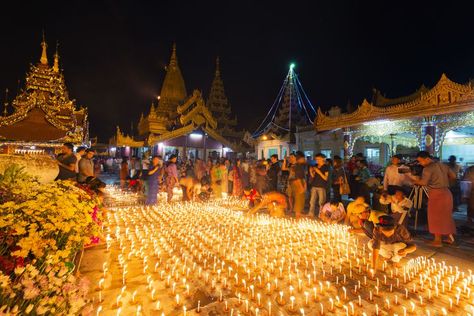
[[0, 36, 88, 154], [113, 45, 245, 159], [315, 74, 474, 163]]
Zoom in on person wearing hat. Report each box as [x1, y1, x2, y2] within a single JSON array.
[[368, 215, 416, 269], [383, 154, 411, 195]]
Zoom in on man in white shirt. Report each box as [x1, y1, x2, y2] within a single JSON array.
[[379, 189, 412, 225], [383, 155, 411, 195]]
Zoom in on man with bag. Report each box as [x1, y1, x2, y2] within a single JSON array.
[[332, 156, 350, 202]]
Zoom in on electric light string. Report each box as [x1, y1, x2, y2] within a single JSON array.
[[252, 66, 316, 138], [252, 75, 289, 137]]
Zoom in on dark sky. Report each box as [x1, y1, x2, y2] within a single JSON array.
[[1, 1, 473, 141]]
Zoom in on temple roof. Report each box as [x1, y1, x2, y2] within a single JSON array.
[[207, 57, 239, 140], [372, 84, 429, 107], [157, 44, 187, 116], [315, 73, 474, 131], [0, 36, 88, 144]]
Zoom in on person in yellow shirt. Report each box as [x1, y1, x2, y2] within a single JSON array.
[[344, 196, 369, 228]]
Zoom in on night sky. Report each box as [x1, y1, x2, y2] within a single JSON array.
[[0, 1, 473, 142]]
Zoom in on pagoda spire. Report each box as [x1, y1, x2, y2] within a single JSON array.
[[156, 43, 187, 116], [3, 88, 8, 117], [53, 42, 60, 73], [169, 42, 177, 68], [215, 56, 221, 77], [40, 31, 48, 65]]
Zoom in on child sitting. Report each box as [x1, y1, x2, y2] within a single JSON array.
[[319, 200, 346, 224], [379, 189, 412, 225], [368, 215, 416, 269]]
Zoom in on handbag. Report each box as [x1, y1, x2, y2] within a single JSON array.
[[340, 168, 351, 195]]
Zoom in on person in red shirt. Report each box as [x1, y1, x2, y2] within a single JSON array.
[[243, 186, 261, 208], [248, 191, 287, 218]]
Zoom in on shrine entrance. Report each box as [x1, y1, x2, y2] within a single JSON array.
[[441, 126, 474, 164]]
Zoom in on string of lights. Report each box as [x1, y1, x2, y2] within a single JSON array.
[[252, 64, 316, 138]]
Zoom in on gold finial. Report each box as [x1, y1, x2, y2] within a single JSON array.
[[169, 43, 177, 68], [40, 31, 48, 65], [53, 41, 60, 72], [3, 88, 8, 117], [215, 56, 221, 77]]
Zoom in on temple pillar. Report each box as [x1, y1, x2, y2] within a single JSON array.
[[421, 119, 437, 156], [343, 129, 352, 161]]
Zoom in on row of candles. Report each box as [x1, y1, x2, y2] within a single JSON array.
[[93, 191, 474, 315]]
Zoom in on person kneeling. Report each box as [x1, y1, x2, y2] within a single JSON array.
[[369, 215, 416, 269], [319, 200, 346, 224], [344, 196, 368, 228], [243, 186, 261, 208], [248, 191, 287, 218]]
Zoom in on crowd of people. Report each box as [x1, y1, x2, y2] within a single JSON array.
[[57, 141, 473, 269]]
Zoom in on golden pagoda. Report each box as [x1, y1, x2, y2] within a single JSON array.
[[157, 43, 187, 119], [0, 35, 88, 150], [138, 44, 187, 135], [117, 44, 248, 158]]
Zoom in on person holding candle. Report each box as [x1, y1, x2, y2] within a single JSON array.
[[352, 206, 386, 238], [243, 186, 261, 208], [248, 191, 287, 218], [369, 215, 416, 269], [318, 200, 346, 224], [413, 151, 457, 247]]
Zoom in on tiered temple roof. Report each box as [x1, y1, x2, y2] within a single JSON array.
[[118, 45, 247, 152], [207, 57, 241, 139], [0, 36, 88, 144]]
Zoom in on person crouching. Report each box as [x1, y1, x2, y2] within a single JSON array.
[[319, 200, 346, 224], [369, 215, 416, 269], [248, 191, 287, 218]]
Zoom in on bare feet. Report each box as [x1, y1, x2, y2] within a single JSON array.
[[424, 240, 443, 248], [443, 235, 455, 245]]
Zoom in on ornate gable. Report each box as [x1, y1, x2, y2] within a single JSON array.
[[315, 73, 474, 131]]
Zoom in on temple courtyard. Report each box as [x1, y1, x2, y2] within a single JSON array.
[[79, 188, 474, 316]]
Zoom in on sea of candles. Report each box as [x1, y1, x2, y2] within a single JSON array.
[[90, 189, 474, 315]]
